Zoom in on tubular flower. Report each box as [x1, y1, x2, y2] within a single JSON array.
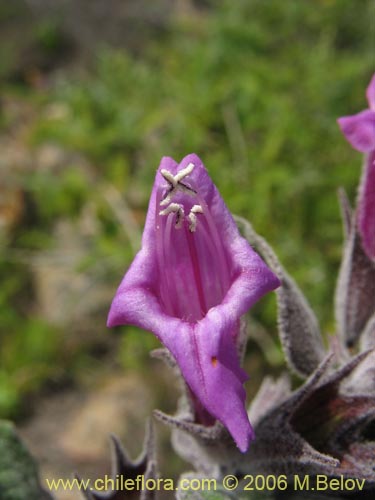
[[338, 74, 375, 259], [107, 154, 280, 452]]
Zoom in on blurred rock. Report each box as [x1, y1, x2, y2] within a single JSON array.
[[60, 374, 152, 462], [19, 373, 154, 500], [32, 218, 112, 326]]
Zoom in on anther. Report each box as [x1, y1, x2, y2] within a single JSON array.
[[160, 163, 197, 206], [159, 203, 185, 229], [188, 205, 203, 232]]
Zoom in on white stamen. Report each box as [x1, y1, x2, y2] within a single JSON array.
[[175, 162, 195, 182], [188, 204, 203, 232], [159, 203, 185, 229], [190, 204, 204, 214], [160, 163, 196, 206]]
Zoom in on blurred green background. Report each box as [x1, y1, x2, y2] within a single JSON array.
[[0, 0, 373, 425]]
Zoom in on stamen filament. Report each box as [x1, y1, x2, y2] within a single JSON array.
[[185, 225, 207, 317], [155, 190, 175, 316], [192, 185, 231, 293]]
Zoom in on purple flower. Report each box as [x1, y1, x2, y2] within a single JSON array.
[[107, 154, 280, 452], [338, 74, 375, 259]]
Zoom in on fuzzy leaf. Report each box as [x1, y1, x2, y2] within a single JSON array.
[[80, 422, 157, 500], [150, 347, 178, 369], [0, 420, 53, 500], [335, 224, 375, 347], [176, 473, 234, 500], [154, 408, 239, 478], [360, 313, 375, 351], [176, 472, 275, 500], [338, 187, 353, 240], [341, 349, 375, 397], [236, 216, 325, 378], [244, 355, 340, 477], [289, 351, 375, 482], [178, 492, 232, 500], [248, 375, 291, 427], [158, 347, 375, 487], [156, 357, 338, 479]]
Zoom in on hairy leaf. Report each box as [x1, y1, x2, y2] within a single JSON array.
[[236, 216, 325, 378], [0, 420, 53, 500], [80, 422, 157, 500], [335, 224, 375, 347]]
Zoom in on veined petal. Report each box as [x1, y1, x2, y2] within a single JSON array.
[[337, 110, 375, 153], [107, 154, 280, 451], [167, 315, 254, 453], [108, 280, 253, 450], [358, 151, 375, 259]]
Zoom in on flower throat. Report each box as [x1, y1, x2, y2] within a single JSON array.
[[155, 163, 230, 322]]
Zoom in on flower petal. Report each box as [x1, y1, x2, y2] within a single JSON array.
[[168, 315, 254, 452], [357, 151, 375, 259], [107, 154, 280, 452], [108, 276, 254, 451], [337, 110, 375, 152]]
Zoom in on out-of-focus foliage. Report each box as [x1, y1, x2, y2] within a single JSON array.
[[0, 0, 373, 416], [0, 420, 51, 499]]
